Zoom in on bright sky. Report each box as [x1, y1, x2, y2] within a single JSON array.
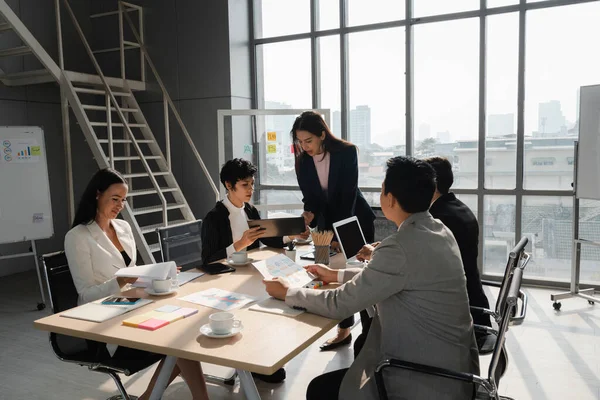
[[257, 0, 600, 147]]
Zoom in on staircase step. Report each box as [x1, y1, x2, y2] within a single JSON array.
[[133, 203, 187, 216], [0, 69, 54, 86], [128, 187, 178, 197], [149, 243, 161, 253], [0, 22, 11, 32], [91, 122, 147, 128], [140, 219, 188, 234], [0, 46, 31, 58], [82, 105, 139, 112], [98, 139, 154, 144], [74, 87, 131, 96], [123, 171, 170, 179], [107, 155, 161, 161]]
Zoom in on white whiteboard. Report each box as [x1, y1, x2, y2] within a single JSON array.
[[0, 127, 54, 243], [576, 85, 600, 200]]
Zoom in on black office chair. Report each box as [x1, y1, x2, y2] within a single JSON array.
[[156, 219, 203, 271], [156, 220, 237, 386], [474, 237, 530, 355], [375, 262, 527, 400], [42, 251, 162, 400]]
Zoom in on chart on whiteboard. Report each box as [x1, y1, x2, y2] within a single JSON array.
[[1, 138, 41, 163], [253, 254, 314, 288]]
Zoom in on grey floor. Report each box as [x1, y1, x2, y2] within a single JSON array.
[[1, 270, 599, 400]]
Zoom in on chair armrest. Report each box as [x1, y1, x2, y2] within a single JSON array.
[[509, 289, 528, 326], [481, 280, 502, 288], [470, 305, 496, 317], [474, 324, 498, 336]]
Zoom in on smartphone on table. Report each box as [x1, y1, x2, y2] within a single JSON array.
[[200, 262, 236, 275], [101, 296, 141, 306]]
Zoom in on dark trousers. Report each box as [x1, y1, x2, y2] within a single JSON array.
[[306, 368, 348, 400]]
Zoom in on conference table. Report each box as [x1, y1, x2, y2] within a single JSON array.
[[34, 245, 347, 400]]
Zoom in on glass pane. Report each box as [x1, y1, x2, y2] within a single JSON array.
[[348, 28, 406, 188], [488, 0, 518, 7], [483, 195, 516, 275], [522, 196, 573, 281], [486, 13, 518, 189], [257, 39, 312, 109], [230, 116, 254, 163], [414, 0, 479, 17], [317, 0, 339, 30], [347, 0, 405, 26], [254, 0, 310, 38], [456, 194, 478, 217], [524, 3, 600, 189], [414, 18, 479, 189], [255, 115, 299, 186], [579, 199, 600, 284], [318, 35, 341, 138]]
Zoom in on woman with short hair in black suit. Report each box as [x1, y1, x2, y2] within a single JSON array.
[[201, 158, 307, 383], [291, 111, 375, 351]]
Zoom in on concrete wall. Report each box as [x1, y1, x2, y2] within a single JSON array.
[[0, 0, 93, 277], [0, 0, 252, 277]]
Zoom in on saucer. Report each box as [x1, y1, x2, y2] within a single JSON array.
[[226, 258, 255, 266], [199, 323, 243, 338], [145, 287, 177, 296]]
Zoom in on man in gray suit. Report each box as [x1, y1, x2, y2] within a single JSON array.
[[264, 156, 479, 400]]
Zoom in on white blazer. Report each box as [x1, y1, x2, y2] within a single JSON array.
[[64, 219, 137, 305]]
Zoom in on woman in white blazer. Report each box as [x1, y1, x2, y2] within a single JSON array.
[[65, 168, 209, 400]]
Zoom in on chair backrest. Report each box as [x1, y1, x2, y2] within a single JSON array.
[[488, 263, 525, 389], [494, 236, 528, 317], [42, 251, 89, 357], [156, 220, 203, 270]]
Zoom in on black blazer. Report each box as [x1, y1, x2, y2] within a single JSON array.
[[296, 145, 375, 242], [429, 192, 491, 327], [201, 201, 284, 264]]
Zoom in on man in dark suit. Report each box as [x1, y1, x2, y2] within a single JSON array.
[[425, 156, 492, 330]]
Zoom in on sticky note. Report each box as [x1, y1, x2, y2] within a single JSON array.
[[122, 314, 152, 327], [172, 307, 198, 318], [138, 318, 169, 331], [154, 313, 184, 323], [267, 131, 277, 141], [156, 305, 181, 313], [267, 144, 277, 154]]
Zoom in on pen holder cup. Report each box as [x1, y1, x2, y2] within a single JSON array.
[[314, 245, 330, 265]]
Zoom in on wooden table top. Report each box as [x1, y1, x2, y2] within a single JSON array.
[[34, 245, 347, 375]]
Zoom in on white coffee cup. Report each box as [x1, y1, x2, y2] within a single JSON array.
[[346, 260, 364, 268], [285, 249, 297, 261], [209, 312, 242, 335], [152, 277, 172, 293], [232, 251, 248, 264]]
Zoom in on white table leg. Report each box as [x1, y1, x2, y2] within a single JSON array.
[[236, 369, 261, 400], [149, 355, 177, 400]]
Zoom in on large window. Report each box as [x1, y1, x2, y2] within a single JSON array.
[[253, 0, 600, 285]]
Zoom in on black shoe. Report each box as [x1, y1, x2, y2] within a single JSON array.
[[252, 367, 286, 383], [319, 333, 352, 351]]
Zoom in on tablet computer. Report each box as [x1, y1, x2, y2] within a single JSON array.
[[200, 262, 236, 275], [248, 217, 305, 238]]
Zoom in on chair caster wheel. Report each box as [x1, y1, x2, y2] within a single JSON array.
[[37, 303, 45, 311], [553, 302, 561, 311], [589, 300, 595, 305]]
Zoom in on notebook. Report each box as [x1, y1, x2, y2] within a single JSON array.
[[249, 297, 305, 317], [114, 261, 176, 280], [60, 298, 153, 323]]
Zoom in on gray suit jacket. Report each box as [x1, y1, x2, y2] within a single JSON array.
[[286, 212, 480, 400]]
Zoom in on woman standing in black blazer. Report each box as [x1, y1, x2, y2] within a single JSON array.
[[291, 111, 375, 351]]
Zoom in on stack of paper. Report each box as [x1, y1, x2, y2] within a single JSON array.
[[253, 254, 314, 288], [179, 288, 256, 311], [249, 297, 305, 317], [114, 261, 176, 280]]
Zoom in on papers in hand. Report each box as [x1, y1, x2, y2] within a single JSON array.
[[114, 261, 176, 280], [253, 253, 314, 288]]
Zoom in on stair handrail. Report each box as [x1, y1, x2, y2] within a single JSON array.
[[61, 0, 169, 226], [119, 1, 220, 202]]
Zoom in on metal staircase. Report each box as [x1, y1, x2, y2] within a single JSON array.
[[0, 0, 219, 264]]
